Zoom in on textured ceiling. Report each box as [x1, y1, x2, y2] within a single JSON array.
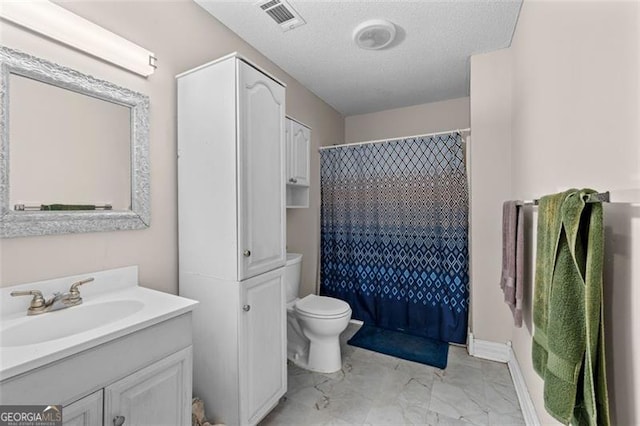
[[195, 0, 521, 116]]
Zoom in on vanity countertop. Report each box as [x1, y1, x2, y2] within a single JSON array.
[[0, 267, 197, 381]]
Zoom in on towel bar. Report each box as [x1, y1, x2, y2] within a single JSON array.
[[14, 204, 113, 211], [517, 191, 610, 207]]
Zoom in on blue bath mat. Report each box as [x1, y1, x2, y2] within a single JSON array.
[[347, 325, 449, 369]]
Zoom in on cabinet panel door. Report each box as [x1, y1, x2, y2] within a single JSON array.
[[104, 347, 192, 426], [240, 269, 286, 425], [291, 122, 310, 187], [63, 390, 102, 426], [237, 61, 286, 280], [285, 118, 295, 183]]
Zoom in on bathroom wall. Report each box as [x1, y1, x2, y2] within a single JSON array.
[[469, 48, 514, 343], [470, 0, 640, 423], [344, 97, 469, 143], [0, 0, 344, 298]]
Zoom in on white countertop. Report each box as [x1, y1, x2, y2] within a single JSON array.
[[0, 267, 197, 381]]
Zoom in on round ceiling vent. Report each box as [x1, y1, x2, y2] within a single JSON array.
[[353, 19, 397, 50]]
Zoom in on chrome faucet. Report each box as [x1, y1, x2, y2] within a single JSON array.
[[10, 277, 94, 315]]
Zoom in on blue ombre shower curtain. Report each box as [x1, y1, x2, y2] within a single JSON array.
[[320, 133, 469, 344]]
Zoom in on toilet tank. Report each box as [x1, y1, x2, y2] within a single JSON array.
[[285, 253, 303, 303]]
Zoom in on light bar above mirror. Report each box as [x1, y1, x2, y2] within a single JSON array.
[[0, 0, 157, 77]]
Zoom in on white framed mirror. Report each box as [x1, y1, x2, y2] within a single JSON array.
[[0, 45, 150, 238]]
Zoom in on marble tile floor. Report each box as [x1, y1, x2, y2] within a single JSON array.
[[260, 324, 525, 426]]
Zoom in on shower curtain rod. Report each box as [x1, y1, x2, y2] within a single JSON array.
[[318, 127, 471, 151]]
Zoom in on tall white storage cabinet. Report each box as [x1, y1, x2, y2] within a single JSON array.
[[177, 53, 287, 426]]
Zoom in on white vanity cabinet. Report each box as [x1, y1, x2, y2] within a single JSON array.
[[3, 314, 194, 426], [285, 117, 310, 208], [61, 346, 192, 426], [104, 347, 192, 426], [177, 53, 287, 426], [63, 390, 103, 426], [62, 347, 192, 426], [0, 268, 196, 426]]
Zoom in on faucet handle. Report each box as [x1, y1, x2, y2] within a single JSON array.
[[68, 277, 94, 302], [10, 290, 46, 309]]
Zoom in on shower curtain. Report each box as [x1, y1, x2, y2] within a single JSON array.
[[320, 132, 469, 344]]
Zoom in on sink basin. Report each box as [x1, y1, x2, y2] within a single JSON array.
[[0, 300, 144, 347], [0, 267, 198, 383]]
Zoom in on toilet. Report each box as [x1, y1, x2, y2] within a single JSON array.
[[285, 253, 352, 373]]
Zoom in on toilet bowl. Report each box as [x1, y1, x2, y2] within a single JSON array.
[[285, 253, 352, 373]]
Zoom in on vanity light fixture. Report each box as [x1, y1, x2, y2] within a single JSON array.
[[353, 19, 397, 50], [0, 0, 157, 77]]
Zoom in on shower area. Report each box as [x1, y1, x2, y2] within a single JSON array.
[[320, 131, 470, 346]]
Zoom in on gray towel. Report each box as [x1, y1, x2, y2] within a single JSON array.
[[500, 200, 524, 327]]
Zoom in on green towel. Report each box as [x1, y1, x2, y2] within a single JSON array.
[[40, 204, 96, 211], [532, 189, 610, 425]]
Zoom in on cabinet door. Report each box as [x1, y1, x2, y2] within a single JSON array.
[[63, 390, 102, 426], [285, 118, 295, 184], [239, 269, 286, 425], [290, 121, 310, 187], [104, 347, 192, 426], [237, 60, 286, 280]]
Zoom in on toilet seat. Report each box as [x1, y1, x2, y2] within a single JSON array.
[[295, 295, 351, 319]]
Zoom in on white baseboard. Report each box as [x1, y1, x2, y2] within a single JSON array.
[[507, 348, 540, 426], [467, 332, 510, 362], [467, 332, 540, 426]]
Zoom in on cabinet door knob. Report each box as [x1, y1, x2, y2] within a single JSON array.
[[243, 304, 251, 312], [243, 250, 251, 257], [289, 178, 298, 183], [113, 416, 125, 426]]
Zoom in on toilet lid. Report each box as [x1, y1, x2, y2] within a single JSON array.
[[295, 295, 351, 318]]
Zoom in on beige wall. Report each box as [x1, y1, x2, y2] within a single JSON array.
[[0, 0, 344, 298], [344, 97, 469, 143], [469, 48, 514, 342], [471, 0, 640, 423]]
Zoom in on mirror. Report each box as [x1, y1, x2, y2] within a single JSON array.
[[9, 74, 132, 210], [0, 45, 150, 238]]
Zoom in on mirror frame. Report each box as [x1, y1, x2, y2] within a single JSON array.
[[0, 45, 150, 238]]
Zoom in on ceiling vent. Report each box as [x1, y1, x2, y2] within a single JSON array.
[[257, 0, 305, 32]]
